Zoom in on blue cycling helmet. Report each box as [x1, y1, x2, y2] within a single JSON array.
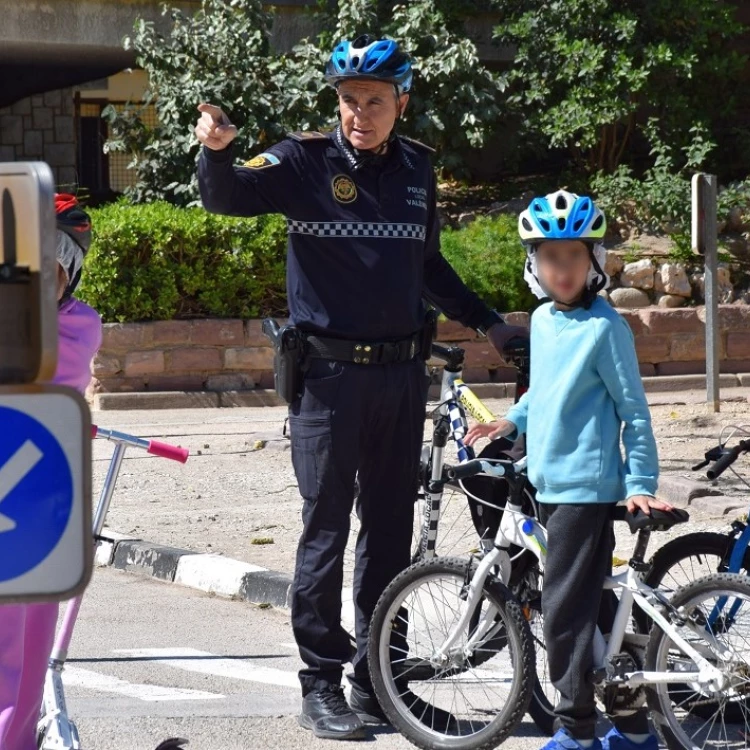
[[518, 190, 606, 243], [519, 190, 609, 305], [325, 35, 413, 95]]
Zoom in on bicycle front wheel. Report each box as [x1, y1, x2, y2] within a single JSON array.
[[368, 557, 534, 750], [645, 572, 750, 750]]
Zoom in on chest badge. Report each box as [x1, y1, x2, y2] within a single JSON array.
[[332, 174, 357, 204]]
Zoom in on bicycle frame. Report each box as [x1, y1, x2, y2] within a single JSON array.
[[433, 461, 729, 692], [38, 427, 189, 750], [418, 356, 498, 561]]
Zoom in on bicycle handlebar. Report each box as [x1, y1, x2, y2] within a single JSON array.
[[707, 441, 750, 480], [502, 336, 530, 356], [447, 459, 510, 481]]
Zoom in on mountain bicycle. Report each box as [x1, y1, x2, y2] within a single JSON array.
[[37, 425, 190, 750], [412, 339, 532, 563], [634, 426, 750, 723], [644, 427, 750, 596], [369, 454, 750, 750]]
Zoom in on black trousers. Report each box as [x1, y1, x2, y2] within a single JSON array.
[[538, 503, 649, 740], [289, 358, 428, 695]]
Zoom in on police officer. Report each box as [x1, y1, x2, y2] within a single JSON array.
[[196, 35, 526, 741]]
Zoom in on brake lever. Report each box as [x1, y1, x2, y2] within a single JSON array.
[[693, 445, 725, 471]]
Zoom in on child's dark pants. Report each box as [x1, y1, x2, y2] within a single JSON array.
[[538, 502, 650, 740]]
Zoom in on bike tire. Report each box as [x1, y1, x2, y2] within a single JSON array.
[[368, 557, 535, 750], [645, 572, 750, 748], [638, 531, 750, 633]]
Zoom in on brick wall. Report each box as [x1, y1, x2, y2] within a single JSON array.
[[0, 89, 76, 186], [90, 306, 750, 394]]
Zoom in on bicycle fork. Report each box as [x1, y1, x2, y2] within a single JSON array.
[[431, 547, 511, 665]]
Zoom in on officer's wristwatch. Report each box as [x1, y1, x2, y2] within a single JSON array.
[[477, 310, 505, 337]]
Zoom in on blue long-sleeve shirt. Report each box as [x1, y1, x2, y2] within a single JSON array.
[[506, 296, 658, 504]]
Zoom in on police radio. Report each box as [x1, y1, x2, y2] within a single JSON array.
[[0, 163, 57, 384]]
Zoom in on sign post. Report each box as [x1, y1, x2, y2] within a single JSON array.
[[692, 173, 720, 413], [0, 162, 92, 603]]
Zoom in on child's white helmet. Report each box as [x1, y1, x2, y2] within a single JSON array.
[[519, 190, 609, 303]]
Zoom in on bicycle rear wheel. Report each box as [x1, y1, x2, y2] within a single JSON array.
[[646, 532, 749, 594], [368, 557, 534, 750], [645, 572, 750, 749]]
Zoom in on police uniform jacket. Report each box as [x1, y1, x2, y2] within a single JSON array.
[[198, 126, 496, 341]]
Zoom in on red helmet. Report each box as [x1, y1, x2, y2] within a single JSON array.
[[55, 194, 91, 252], [54, 194, 92, 301]]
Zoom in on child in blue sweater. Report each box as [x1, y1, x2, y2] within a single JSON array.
[[466, 191, 672, 750]]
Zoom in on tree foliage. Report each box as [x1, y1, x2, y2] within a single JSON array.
[[493, 0, 746, 172], [104, 0, 507, 202]]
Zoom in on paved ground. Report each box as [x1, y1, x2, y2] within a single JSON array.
[[62, 390, 750, 749], [68, 569, 548, 750], [92, 390, 750, 581]]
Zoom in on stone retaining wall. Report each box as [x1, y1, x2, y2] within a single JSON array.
[[0, 89, 76, 187], [90, 306, 750, 394]]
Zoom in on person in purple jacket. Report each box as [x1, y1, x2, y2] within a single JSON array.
[[0, 194, 101, 750]]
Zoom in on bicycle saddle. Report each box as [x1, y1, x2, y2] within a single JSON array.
[[613, 506, 690, 533]]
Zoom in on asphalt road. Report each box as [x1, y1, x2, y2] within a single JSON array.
[[66, 568, 548, 750]]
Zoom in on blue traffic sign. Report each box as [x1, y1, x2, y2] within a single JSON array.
[[0, 405, 73, 581]]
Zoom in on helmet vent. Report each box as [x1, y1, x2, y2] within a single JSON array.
[[539, 219, 551, 232], [581, 199, 591, 211], [521, 217, 533, 231], [557, 218, 566, 230], [555, 195, 567, 210], [573, 218, 584, 231], [351, 56, 360, 68], [591, 215, 604, 231]]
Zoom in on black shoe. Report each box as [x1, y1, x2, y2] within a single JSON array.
[[298, 686, 366, 740], [350, 683, 457, 733], [349, 684, 389, 726]]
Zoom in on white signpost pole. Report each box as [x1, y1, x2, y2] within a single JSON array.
[[692, 173, 720, 413]]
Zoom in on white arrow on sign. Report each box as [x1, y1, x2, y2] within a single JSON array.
[[0, 440, 43, 533]]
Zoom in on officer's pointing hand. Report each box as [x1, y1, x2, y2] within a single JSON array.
[[195, 103, 238, 151]]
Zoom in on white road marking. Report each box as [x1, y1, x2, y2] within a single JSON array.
[[63, 666, 223, 702], [0, 440, 43, 532], [115, 647, 300, 689]]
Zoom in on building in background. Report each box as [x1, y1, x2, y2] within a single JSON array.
[[0, 0, 316, 200]]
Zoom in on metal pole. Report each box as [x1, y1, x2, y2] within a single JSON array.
[[692, 173, 720, 412]]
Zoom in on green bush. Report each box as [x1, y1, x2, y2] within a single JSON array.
[[76, 204, 534, 323], [440, 215, 535, 313], [77, 202, 288, 322], [590, 122, 750, 248]]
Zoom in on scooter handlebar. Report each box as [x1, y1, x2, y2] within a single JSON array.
[[147, 440, 190, 463]]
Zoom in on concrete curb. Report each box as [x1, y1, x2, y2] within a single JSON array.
[[97, 530, 294, 608], [94, 374, 750, 411]]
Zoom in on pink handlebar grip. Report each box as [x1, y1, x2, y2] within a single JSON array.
[[147, 440, 190, 463], [91, 425, 99, 439]]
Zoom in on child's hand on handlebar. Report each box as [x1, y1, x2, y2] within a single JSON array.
[[626, 494, 674, 515], [465, 419, 516, 446]]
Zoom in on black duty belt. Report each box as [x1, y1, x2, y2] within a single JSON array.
[[305, 334, 421, 365]]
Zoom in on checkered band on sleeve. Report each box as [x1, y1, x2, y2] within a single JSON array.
[[287, 219, 427, 241]]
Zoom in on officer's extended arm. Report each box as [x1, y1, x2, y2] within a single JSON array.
[[422, 174, 502, 332], [198, 143, 302, 218]]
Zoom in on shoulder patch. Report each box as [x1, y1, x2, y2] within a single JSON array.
[[287, 130, 331, 143], [399, 136, 436, 154], [243, 152, 281, 170]]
